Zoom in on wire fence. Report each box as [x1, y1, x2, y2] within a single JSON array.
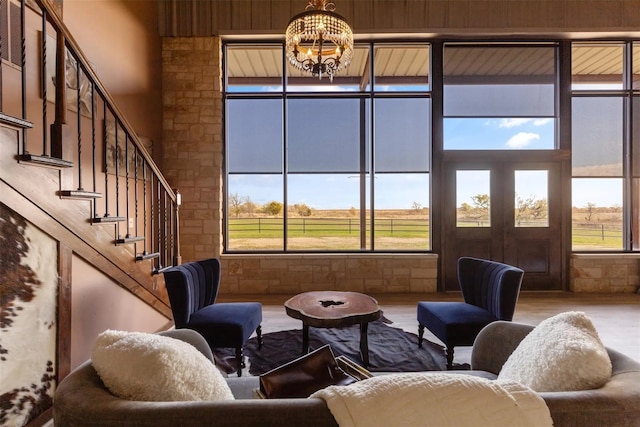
[[228, 217, 623, 248], [229, 217, 430, 236]]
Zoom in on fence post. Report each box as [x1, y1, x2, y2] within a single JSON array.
[[601, 224, 604, 240], [258, 218, 261, 233]]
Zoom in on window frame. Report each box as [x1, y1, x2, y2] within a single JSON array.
[[223, 41, 433, 253]]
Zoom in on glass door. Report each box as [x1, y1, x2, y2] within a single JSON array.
[[442, 159, 563, 291]]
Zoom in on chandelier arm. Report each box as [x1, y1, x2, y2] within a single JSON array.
[[285, 1, 353, 80]]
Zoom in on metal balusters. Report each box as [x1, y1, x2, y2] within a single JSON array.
[[173, 189, 182, 265], [102, 108, 109, 217], [138, 162, 149, 258], [155, 177, 162, 272], [58, 62, 101, 199], [92, 109, 123, 222], [91, 85, 98, 209], [114, 134, 144, 244], [40, 13, 47, 155], [136, 162, 159, 262], [144, 162, 150, 256], [134, 148, 140, 246], [161, 187, 168, 269], [20, 0, 25, 139], [8, 0, 177, 275], [110, 121, 125, 220], [114, 122, 120, 221], [75, 60, 82, 189], [123, 134, 130, 238]]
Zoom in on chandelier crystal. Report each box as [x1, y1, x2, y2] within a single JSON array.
[[285, 0, 354, 81]]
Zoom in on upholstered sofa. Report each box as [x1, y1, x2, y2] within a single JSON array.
[[53, 323, 640, 427]]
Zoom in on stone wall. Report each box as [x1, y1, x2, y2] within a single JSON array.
[[571, 254, 640, 293], [162, 37, 224, 262], [162, 36, 639, 294], [161, 36, 440, 294], [220, 254, 439, 294]]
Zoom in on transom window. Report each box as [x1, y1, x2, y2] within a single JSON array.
[[443, 44, 557, 150]]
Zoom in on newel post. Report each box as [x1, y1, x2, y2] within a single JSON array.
[[50, 32, 70, 159], [173, 188, 182, 266]]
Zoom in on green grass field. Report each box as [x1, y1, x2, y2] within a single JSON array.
[[228, 217, 622, 250]]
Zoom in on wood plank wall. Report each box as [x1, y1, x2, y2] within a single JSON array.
[[158, 0, 640, 37]]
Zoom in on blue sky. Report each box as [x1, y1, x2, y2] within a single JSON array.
[[228, 94, 621, 210]]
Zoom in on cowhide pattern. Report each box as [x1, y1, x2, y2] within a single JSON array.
[[1, 203, 57, 426]]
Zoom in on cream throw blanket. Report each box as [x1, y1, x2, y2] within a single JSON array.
[[310, 373, 552, 427]]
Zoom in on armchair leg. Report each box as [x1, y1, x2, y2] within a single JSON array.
[[235, 348, 244, 377], [256, 325, 263, 349], [445, 346, 454, 370], [418, 324, 424, 348]]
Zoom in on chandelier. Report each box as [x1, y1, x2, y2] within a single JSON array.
[[285, 0, 354, 81]]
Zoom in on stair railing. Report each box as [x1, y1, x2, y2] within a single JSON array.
[[0, 0, 180, 273]]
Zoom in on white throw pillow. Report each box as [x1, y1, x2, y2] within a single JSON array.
[[498, 311, 612, 392], [92, 330, 234, 402]]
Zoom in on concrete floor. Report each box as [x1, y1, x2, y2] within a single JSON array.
[[223, 292, 640, 365]]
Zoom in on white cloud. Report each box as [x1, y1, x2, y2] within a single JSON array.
[[533, 118, 553, 126], [499, 118, 532, 128], [506, 132, 540, 148], [498, 118, 553, 128]]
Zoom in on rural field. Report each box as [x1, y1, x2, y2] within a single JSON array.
[[227, 207, 623, 250]]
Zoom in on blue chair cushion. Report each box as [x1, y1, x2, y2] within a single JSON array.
[[417, 301, 498, 348], [187, 302, 262, 349]]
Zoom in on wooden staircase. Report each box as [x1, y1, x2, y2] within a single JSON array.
[[0, 0, 178, 315]]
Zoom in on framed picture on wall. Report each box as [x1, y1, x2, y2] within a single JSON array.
[[104, 120, 153, 179], [41, 33, 95, 118]]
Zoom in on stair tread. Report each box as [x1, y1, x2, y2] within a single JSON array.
[[18, 154, 74, 168], [0, 113, 33, 128], [136, 252, 160, 261], [153, 265, 173, 275], [60, 190, 102, 199], [91, 216, 126, 223], [115, 236, 145, 245]]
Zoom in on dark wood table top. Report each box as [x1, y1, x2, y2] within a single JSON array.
[[284, 291, 381, 328]]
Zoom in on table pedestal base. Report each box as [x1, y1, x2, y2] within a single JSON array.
[[302, 322, 372, 367]]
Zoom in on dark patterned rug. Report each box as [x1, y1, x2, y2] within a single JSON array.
[[214, 321, 468, 376]]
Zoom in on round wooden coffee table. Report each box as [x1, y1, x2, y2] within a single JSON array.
[[284, 291, 381, 367]]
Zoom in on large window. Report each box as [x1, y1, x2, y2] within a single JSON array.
[[225, 43, 431, 251], [224, 39, 640, 254], [571, 42, 629, 250]]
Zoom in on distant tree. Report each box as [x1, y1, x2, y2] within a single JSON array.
[[243, 198, 256, 216], [471, 194, 490, 212], [460, 202, 473, 213], [458, 194, 490, 223], [295, 203, 312, 217], [585, 202, 596, 222], [530, 198, 548, 220], [412, 201, 422, 211], [263, 201, 283, 216], [349, 206, 358, 217], [516, 194, 548, 224], [611, 203, 623, 221], [229, 192, 244, 217]]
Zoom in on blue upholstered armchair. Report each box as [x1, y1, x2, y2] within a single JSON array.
[[163, 258, 263, 376], [417, 257, 524, 370]]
